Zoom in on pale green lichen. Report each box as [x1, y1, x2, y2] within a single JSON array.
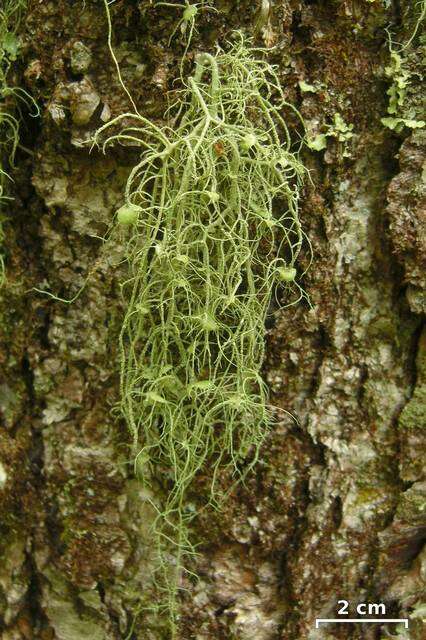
[[0, 0, 38, 285], [307, 113, 354, 156], [298, 80, 317, 93], [93, 6, 310, 634], [153, 1, 218, 78], [381, 1, 426, 132], [155, 1, 216, 47]]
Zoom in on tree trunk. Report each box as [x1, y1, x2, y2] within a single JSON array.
[[0, 1, 424, 639]]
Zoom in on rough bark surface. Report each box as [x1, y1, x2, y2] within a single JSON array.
[[0, 1, 424, 639]]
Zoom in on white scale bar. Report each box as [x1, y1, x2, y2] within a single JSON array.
[[316, 619, 408, 629]]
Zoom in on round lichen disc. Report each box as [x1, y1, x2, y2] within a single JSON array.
[[116, 203, 141, 225]]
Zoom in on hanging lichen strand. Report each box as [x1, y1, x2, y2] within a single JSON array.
[[0, 0, 37, 285], [93, 33, 308, 635]]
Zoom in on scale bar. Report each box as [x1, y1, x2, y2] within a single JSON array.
[[315, 619, 408, 629]]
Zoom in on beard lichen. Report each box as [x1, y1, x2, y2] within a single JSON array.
[[93, 12, 310, 636], [0, 0, 38, 285]]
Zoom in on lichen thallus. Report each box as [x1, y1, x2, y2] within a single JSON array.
[[0, 0, 38, 285], [91, 28, 311, 633]]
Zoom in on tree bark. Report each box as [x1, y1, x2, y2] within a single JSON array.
[[0, 1, 424, 639]]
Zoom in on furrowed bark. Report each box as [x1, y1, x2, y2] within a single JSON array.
[[0, 1, 424, 639]]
